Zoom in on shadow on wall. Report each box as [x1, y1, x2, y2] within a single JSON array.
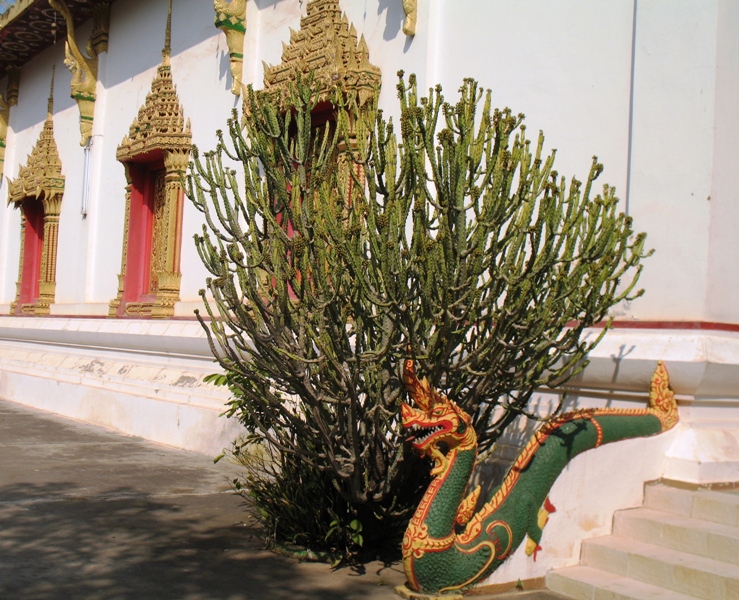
[[254, 0, 287, 9], [470, 388, 627, 501], [470, 379, 658, 509], [375, 0, 406, 41], [470, 394, 563, 501], [0, 482, 391, 600], [105, 0, 219, 89], [7, 0, 220, 135]]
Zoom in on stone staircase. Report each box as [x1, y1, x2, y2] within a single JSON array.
[[546, 482, 739, 600]]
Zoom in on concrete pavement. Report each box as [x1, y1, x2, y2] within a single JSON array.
[[0, 398, 571, 600]]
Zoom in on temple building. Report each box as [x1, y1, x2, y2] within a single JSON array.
[[0, 0, 737, 596]]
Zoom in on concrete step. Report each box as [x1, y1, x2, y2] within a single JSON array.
[[580, 534, 739, 600], [546, 565, 699, 600], [644, 483, 739, 527], [613, 506, 739, 565]]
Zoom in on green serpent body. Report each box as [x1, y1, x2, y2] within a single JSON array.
[[400, 360, 678, 595]]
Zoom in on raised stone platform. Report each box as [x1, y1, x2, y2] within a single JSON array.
[[0, 316, 244, 456]]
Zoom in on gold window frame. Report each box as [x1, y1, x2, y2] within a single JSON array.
[[108, 5, 191, 319], [8, 83, 65, 316]]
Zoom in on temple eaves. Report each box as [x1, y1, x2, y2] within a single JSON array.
[[0, 0, 114, 80]]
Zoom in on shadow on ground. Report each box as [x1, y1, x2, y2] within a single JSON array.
[[0, 398, 405, 599], [0, 483, 402, 600]]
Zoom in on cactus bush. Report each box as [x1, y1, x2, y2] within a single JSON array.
[[185, 72, 650, 558]]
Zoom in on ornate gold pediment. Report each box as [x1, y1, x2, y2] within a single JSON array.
[[1, 69, 20, 181], [8, 94, 65, 214], [0, 94, 8, 181], [261, 0, 381, 108], [116, 55, 191, 162]]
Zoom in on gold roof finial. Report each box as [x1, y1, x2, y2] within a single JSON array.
[[48, 65, 56, 116], [163, 0, 173, 61]]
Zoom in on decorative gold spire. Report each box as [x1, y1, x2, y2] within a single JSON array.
[[117, 65, 190, 159], [47, 65, 55, 116], [118, 0, 190, 161], [163, 0, 173, 63], [261, 0, 381, 109], [8, 69, 64, 208]]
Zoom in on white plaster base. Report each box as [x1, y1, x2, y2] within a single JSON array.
[[0, 317, 244, 456], [569, 328, 739, 487], [662, 422, 739, 484], [174, 300, 209, 317], [49, 302, 111, 316]]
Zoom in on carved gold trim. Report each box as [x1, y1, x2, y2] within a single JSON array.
[[214, 0, 246, 95], [8, 72, 65, 316], [107, 169, 133, 319], [49, 0, 109, 147], [91, 3, 111, 55], [9, 213, 26, 316], [261, 0, 381, 110], [109, 0, 192, 319]]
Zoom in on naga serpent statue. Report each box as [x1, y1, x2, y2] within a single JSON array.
[[398, 359, 678, 597]]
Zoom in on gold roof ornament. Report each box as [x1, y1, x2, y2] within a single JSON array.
[[214, 0, 247, 95], [48, 0, 109, 147], [0, 92, 8, 181], [0, 67, 20, 180], [90, 3, 111, 55], [8, 67, 65, 212], [402, 0, 417, 36], [261, 0, 381, 109], [5, 67, 20, 107], [116, 0, 191, 162]]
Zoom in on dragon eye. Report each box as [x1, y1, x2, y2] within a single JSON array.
[[432, 407, 443, 416]]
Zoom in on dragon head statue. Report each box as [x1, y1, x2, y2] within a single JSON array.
[[401, 359, 477, 475]]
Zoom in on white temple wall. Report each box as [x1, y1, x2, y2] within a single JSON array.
[[707, 0, 739, 323], [430, 0, 635, 199], [627, 0, 716, 322]]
